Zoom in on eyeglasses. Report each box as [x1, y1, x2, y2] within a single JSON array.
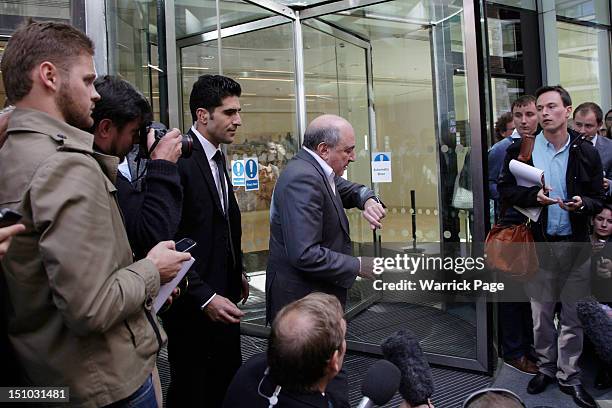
[[462, 388, 526, 408]]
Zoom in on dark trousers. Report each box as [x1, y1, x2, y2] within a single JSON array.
[[499, 302, 534, 360], [165, 310, 242, 408]]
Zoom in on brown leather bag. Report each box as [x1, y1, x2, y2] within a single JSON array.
[[485, 220, 538, 281], [485, 134, 539, 281]]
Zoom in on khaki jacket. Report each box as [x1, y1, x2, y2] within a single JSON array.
[[0, 109, 166, 407]]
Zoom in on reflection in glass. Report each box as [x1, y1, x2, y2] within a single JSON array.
[[0, 1, 79, 36], [106, 0, 160, 120], [557, 21, 609, 107], [175, 0, 273, 38], [555, 0, 610, 25]]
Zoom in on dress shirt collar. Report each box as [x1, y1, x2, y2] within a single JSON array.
[[510, 129, 521, 139], [191, 125, 221, 161], [589, 134, 598, 146], [303, 146, 335, 179], [539, 131, 570, 152]]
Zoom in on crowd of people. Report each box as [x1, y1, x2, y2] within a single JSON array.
[[489, 89, 612, 408], [0, 18, 611, 408]]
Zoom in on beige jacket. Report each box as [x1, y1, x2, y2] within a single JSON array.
[[0, 109, 166, 407]]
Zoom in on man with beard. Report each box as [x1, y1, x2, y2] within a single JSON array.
[[164, 75, 249, 408], [0, 21, 189, 406]]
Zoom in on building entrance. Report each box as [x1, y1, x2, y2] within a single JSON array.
[[174, 0, 490, 373]]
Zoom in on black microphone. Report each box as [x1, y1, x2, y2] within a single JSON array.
[[357, 359, 401, 408], [381, 330, 434, 407], [577, 299, 612, 365]]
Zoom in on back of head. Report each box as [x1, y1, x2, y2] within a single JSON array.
[[91, 75, 152, 132], [189, 74, 241, 122], [535, 84, 572, 107], [1, 19, 94, 103], [464, 390, 524, 408], [573, 102, 603, 124], [267, 292, 345, 393]]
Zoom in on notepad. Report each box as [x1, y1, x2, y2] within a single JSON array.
[[154, 257, 194, 313], [509, 159, 544, 222]]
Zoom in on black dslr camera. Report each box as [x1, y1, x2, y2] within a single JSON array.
[[140, 121, 193, 159]]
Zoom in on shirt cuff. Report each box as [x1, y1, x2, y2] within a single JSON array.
[[200, 293, 217, 310]]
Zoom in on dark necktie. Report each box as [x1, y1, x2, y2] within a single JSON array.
[[212, 150, 228, 215], [212, 150, 236, 268]]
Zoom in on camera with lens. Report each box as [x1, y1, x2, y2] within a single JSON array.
[[140, 121, 193, 159]]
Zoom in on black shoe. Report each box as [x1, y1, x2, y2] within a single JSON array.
[[595, 368, 612, 390], [559, 384, 596, 408], [527, 372, 555, 394]]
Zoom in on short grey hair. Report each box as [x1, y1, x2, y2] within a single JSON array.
[[303, 125, 340, 150]]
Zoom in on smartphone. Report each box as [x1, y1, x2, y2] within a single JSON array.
[[175, 238, 196, 253], [0, 208, 22, 228]]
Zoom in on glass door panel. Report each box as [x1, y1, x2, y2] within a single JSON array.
[[302, 24, 377, 313]]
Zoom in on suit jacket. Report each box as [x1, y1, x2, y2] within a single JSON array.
[[222, 353, 334, 408], [174, 130, 243, 309], [265, 148, 375, 322], [595, 135, 612, 177]]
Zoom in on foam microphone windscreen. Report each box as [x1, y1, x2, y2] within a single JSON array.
[[577, 299, 612, 365], [381, 330, 434, 406], [361, 360, 401, 405]]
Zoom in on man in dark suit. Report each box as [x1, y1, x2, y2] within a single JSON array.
[[266, 114, 385, 407], [164, 75, 249, 408], [573, 102, 612, 195]]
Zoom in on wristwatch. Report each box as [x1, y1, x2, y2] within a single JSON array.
[[371, 195, 386, 208]]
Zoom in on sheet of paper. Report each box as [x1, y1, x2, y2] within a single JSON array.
[[509, 159, 544, 187], [509, 159, 544, 222], [154, 257, 194, 313]]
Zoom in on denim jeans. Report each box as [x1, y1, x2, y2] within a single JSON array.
[[105, 375, 157, 408]]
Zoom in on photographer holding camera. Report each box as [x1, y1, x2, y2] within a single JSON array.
[[91, 75, 189, 259]]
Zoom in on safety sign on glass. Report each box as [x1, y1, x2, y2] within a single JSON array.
[[245, 157, 259, 191], [372, 152, 392, 183], [231, 160, 246, 187]]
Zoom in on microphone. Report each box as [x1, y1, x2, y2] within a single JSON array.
[[357, 359, 401, 408], [381, 330, 434, 407], [576, 299, 612, 365]]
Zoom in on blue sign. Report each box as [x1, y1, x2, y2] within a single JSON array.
[[245, 159, 258, 178], [245, 157, 259, 191], [374, 153, 390, 162], [231, 160, 245, 187]]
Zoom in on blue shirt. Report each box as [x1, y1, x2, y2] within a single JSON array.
[[532, 131, 572, 236], [488, 130, 521, 201]]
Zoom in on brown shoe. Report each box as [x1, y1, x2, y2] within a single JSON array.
[[505, 356, 539, 374]]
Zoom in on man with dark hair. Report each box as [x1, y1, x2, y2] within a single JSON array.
[[91, 75, 184, 259], [0, 21, 189, 405], [164, 74, 249, 407], [494, 111, 515, 142], [223, 292, 346, 408], [573, 102, 612, 195], [499, 85, 603, 408], [266, 114, 385, 407]]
